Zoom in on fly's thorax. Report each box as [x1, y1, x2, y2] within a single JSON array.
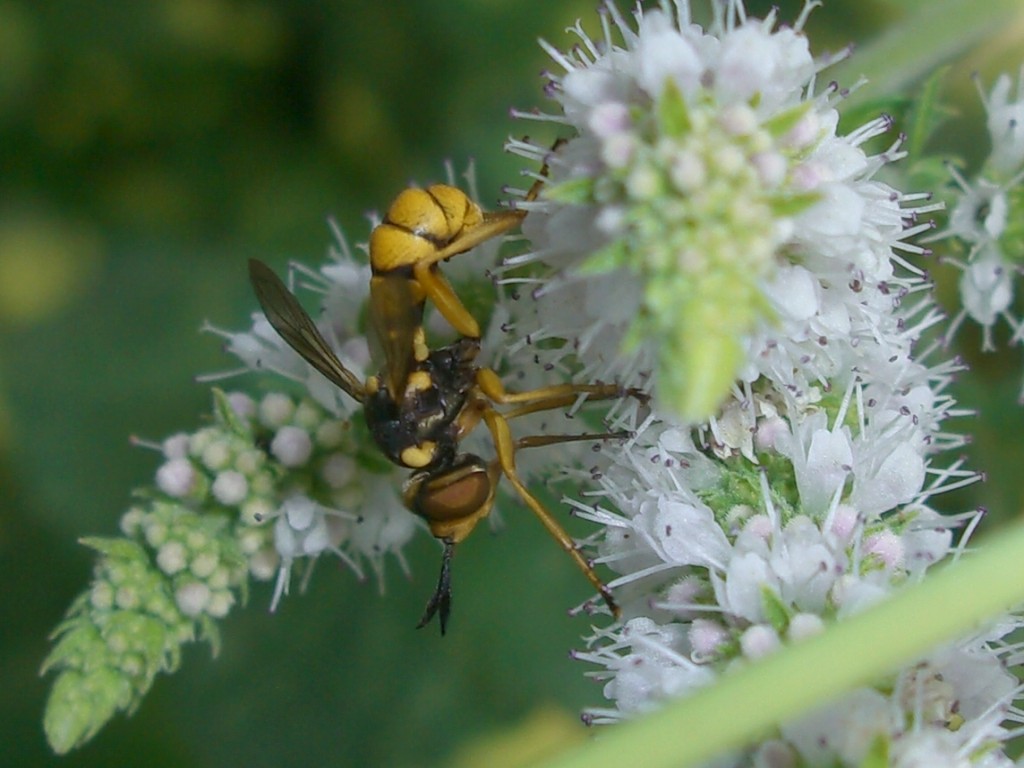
[[428, 336, 481, 378], [362, 341, 477, 471]]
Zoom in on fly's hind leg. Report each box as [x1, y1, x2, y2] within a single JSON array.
[[476, 368, 646, 420], [482, 407, 620, 618], [514, 431, 630, 450]]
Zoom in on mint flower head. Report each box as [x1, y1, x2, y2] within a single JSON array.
[[507, 0, 933, 421], [497, 1, 1024, 765], [42, 229, 422, 753]]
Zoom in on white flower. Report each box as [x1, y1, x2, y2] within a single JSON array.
[[935, 70, 1024, 367], [984, 67, 1024, 176], [269, 425, 313, 467], [269, 495, 364, 611], [156, 457, 199, 498], [211, 470, 248, 506]]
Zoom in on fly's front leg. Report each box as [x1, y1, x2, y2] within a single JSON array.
[[502, 136, 566, 208], [412, 261, 481, 338], [417, 138, 565, 322]]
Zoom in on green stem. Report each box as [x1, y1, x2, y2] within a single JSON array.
[[830, 0, 1021, 109], [534, 519, 1024, 768]]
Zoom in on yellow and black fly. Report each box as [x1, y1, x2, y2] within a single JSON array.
[[249, 162, 639, 633]]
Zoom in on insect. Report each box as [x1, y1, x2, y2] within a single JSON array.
[[249, 163, 637, 633]]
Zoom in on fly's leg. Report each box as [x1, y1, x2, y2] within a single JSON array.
[[476, 368, 646, 419], [482, 408, 620, 618]]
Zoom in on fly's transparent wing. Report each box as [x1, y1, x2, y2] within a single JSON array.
[[248, 258, 365, 403]]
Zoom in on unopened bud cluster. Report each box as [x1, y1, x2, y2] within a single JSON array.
[[42, 388, 412, 753]]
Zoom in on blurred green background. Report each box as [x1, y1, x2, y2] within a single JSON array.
[[2, 1, 1023, 766]]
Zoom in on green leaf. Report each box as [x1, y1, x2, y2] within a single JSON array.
[[829, 0, 1022, 113], [836, 96, 909, 139], [659, 323, 742, 422], [903, 66, 954, 163], [859, 735, 890, 768], [102, 611, 176, 681], [657, 78, 691, 137], [575, 239, 631, 276], [198, 614, 223, 657], [762, 102, 812, 139], [543, 175, 595, 205], [1000, 184, 1024, 264], [79, 536, 147, 562], [760, 587, 790, 634], [41, 623, 101, 675], [907, 156, 957, 198], [769, 190, 821, 218]]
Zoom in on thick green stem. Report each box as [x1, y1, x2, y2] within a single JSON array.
[[831, 0, 1021, 109], [534, 519, 1024, 768]]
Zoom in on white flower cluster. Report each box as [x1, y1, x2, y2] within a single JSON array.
[[203, 243, 421, 604], [499, 1, 1024, 764], [155, 388, 415, 607], [941, 69, 1024, 366]]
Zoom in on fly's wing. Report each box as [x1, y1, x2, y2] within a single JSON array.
[[368, 272, 425, 402], [248, 259, 365, 403]]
